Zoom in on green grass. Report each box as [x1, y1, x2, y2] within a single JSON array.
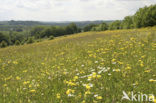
[[0, 27, 156, 103]]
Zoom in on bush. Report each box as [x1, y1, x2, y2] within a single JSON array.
[[0, 41, 8, 48], [15, 40, 21, 45], [49, 35, 54, 40], [27, 37, 34, 44]]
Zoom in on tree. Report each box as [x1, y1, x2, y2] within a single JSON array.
[[49, 35, 54, 40], [65, 23, 79, 34], [27, 37, 34, 44], [15, 40, 21, 45], [83, 24, 96, 32], [133, 4, 156, 28], [109, 20, 121, 30], [0, 32, 8, 43], [30, 26, 45, 38], [0, 41, 8, 48], [121, 16, 134, 29]]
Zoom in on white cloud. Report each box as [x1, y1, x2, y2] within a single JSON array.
[[0, 0, 155, 21]]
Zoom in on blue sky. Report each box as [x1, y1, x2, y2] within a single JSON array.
[[0, 0, 156, 21]]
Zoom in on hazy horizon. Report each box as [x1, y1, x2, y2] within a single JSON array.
[[0, 0, 156, 21]]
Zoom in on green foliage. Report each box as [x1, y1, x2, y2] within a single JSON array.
[[0, 32, 10, 44], [121, 16, 134, 29], [0, 40, 8, 48], [31, 26, 45, 38], [83, 24, 96, 32], [91, 23, 108, 31], [65, 23, 80, 34], [27, 37, 34, 44], [49, 35, 54, 40], [133, 4, 156, 28], [15, 40, 21, 45], [109, 20, 121, 30]]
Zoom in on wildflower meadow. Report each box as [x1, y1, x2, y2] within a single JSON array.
[[0, 27, 156, 103]]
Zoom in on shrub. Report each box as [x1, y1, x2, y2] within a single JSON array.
[[15, 40, 21, 45], [0, 41, 8, 48], [27, 37, 34, 44], [49, 35, 54, 40]]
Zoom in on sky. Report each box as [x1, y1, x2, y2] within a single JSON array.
[[0, 0, 156, 21]]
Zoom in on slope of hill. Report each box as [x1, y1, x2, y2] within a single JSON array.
[[0, 27, 156, 103]]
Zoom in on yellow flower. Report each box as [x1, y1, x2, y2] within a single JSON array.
[[3, 84, 7, 87], [13, 61, 18, 64], [96, 96, 102, 100], [154, 98, 156, 103], [16, 76, 21, 80], [149, 79, 156, 82], [97, 75, 101, 78], [85, 84, 91, 90], [56, 93, 61, 99], [73, 76, 78, 81], [140, 63, 144, 67], [30, 89, 36, 93], [113, 69, 120, 72], [92, 72, 97, 78], [144, 70, 151, 73], [88, 76, 92, 79], [85, 90, 91, 95], [41, 63, 45, 65], [23, 81, 30, 85], [23, 70, 28, 73], [111, 59, 116, 62], [125, 65, 131, 70], [81, 100, 86, 103], [66, 89, 75, 95], [29, 84, 32, 88]]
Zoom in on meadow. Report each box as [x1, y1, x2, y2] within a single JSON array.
[[0, 27, 156, 103]]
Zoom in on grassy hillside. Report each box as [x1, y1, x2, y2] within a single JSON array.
[[0, 27, 156, 103]]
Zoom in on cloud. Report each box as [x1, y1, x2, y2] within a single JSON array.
[[0, 0, 155, 21]]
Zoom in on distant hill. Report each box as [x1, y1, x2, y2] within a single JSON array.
[[0, 20, 114, 27]]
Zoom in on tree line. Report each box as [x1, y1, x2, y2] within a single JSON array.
[[0, 23, 81, 48], [83, 4, 156, 32]]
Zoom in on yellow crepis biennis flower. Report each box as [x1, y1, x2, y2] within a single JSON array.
[[144, 70, 151, 73], [23, 70, 28, 73], [85, 90, 91, 95], [41, 63, 45, 65], [66, 89, 75, 95], [73, 76, 78, 81], [68, 81, 76, 86], [154, 98, 156, 103], [97, 75, 101, 78], [111, 59, 116, 62], [149, 79, 156, 82], [113, 69, 120, 72], [29, 89, 36, 93], [13, 61, 18, 65], [96, 96, 102, 100], [125, 65, 131, 70], [81, 100, 86, 103], [3, 84, 7, 87], [23, 81, 30, 85], [92, 72, 97, 78], [88, 76, 92, 79], [56, 93, 61, 99], [16, 76, 21, 80], [85, 84, 91, 90]]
